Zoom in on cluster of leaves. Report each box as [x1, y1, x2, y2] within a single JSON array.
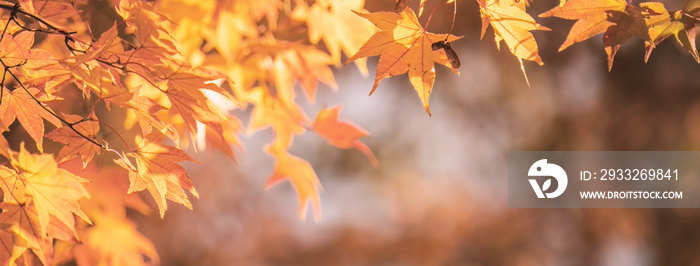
[[540, 0, 700, 70], [0, 0, 696, 264], [150, 0, 382, 221], [349, 0, 699, 116], [0, 0, 380, 264]]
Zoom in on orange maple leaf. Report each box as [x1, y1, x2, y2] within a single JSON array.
[[0, 87, 61, 153], [273, 45, 337, 103], [540, 0, 651, 70], [265, 147, 322, 222], [0, 31, 33, 67], [21, 48, 73, 94], [160, 68, 232, 147], [124, 93, 180, 146], [18, 0, 79, 28], [114, 131, 199, 218], [540, 0, 626, 51], [347, 8, 461, 116], [313, 105, 378, 166], [45, 113, 101, 169], [479, 0, 549, 66]]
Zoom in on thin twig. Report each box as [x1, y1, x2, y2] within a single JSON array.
[[0, 57, 104, 148]]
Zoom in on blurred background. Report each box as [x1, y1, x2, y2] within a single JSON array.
[[120, 0, 700, 265]]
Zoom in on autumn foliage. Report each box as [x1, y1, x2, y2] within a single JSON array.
[[0, 0, 694, 264]]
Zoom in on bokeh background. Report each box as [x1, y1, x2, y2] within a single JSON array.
[[103, 0, 700, 264]]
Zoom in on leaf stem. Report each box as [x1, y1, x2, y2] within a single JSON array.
[[0, 56, 104, 149], [92, 119, 134, 152], [448, 0, 457, 37], [106, 148, 137, 171], [424, 0, 446, 33]]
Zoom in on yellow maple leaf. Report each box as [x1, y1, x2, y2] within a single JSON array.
[[347, 8, 461, 116], [10, 144, 92, 236], [123, 92, 181, 147], [540, 0, 626, 52], [641, 3, 699, 63], [273, 45, 337, 103], [0, 143, 91, 260], [540, 0, 652, 70], [248, 87, 309, 151], [82, 214, 159, 266], [265, 147, 322, 222], [114, 131, 199, 218], [479, 0, 549, 65], [305, 0, 376, 74]]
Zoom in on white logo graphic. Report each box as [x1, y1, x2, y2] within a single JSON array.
[[528, 159, 568, 198]]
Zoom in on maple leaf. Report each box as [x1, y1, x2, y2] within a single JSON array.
[[0, 31, 34, 67], [273, 45, 337, 103], [69, 59, 132, 107], [81, 215, 159, 266], [265, 147, 322, 222], [313, 105, 378, 166], [18, 0, 80, 29], [45, 113, 101, 169], [117, 0, 169, 47], [0, 144, 92, 264], [0, 164, 24, 204], [642, 2, 684, 61], [540, 0, 651, 70], [159, 67, 233, 146], [205, 4, 259, 62], [20, 49, 73, 94], [0, 87, 61, 152], [642, 3, 699, 62], [601, 6, 651, 70], [540, 0, 626, 51], [248, 88, 309, 151], [677, 8, 700, 62], [5, 144, 92, 238], [0, 203, 51, 265], [304, 0, 376, 74], [150, 0, 214, 61], [479, 0, 550, 65], [347, 8, 461, 116], [73, 24, 124, 66], [116, 0, 181, 78], [124, 93, 181, 146], [114, 131, 199, 218]]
